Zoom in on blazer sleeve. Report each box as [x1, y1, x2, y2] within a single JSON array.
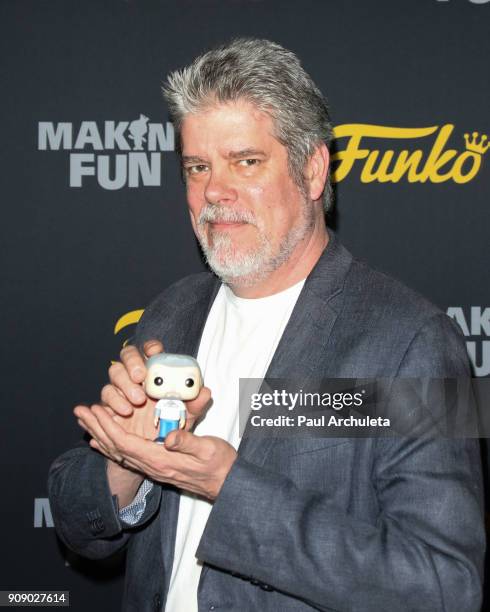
[[48, 442, 162, 560], [196, 314, 485, 611], [47, 292, 170, 561]]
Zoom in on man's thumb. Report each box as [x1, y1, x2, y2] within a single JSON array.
[[164, 430, 182, 450]]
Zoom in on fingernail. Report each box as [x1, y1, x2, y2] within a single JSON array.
[[132, 388, 146, 403], [146, 342, 162, 355], [133, 366, 145, 380], [166, 434, 179, 449]]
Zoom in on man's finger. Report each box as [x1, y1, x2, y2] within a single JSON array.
[[101, 383, 137, 415], [91, 404, 130, 447], [108, 361, 146, 405], [185, 386, 212, 425], [74, 405, 122, 461], [143, 340, 164, 358], [164, 430, 208, 456], [119, 345, 149, 384], [98, 415, 164, 471], [91, 404, 157, 460], [101, 405, 116, 417]]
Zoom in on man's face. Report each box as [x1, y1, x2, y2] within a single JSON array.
[[180, 99, 315, 285]]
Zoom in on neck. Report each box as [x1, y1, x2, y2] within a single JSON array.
[[229, 215, 329, 299]]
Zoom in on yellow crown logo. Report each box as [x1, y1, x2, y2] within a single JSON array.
[[464, 132, 490, 155]]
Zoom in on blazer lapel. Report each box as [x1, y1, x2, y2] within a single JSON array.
[[238, 230, 353, 464], [175, 277, 221, 358]]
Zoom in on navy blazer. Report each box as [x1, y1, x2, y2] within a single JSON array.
[[48, 232, 485, 611]]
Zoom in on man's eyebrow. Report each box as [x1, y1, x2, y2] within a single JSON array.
[[227, 148, 267, 159], [181, 155, 207, 164], [181, 149, 267, 164]]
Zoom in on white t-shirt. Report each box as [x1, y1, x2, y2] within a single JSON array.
[[164, 279, 305, 612]]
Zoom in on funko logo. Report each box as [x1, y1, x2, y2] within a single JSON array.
[[332, 125, 488, 185], [464, 132, 490, 154]]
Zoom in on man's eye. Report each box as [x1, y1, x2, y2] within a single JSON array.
[[238, 159, 260, 167], [186, 164, 208, 175]]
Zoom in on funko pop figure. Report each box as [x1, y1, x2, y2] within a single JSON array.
[[144, 353, 203, 444]]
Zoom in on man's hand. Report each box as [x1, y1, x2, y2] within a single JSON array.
[[73, 339, 213, 506], [77, 406, 237, 500], [100, 340, 162, 417], [99, 340, 211, 432]]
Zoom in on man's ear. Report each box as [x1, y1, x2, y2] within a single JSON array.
[[304, 142, 329, 201]]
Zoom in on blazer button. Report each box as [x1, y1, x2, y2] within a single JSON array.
[[91, 518, 105, 534], [86, 510, 104, 535], [153, 593, 161, 610]]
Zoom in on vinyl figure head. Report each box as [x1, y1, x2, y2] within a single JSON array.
[[144, 353, 203, 401]]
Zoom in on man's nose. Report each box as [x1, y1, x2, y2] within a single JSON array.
[[204, 166, 238, 205]]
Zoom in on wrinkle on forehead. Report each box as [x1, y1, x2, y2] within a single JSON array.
[[181, 99, 280, 157]]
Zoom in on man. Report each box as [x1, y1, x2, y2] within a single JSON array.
[[48, 39, 485, 611]]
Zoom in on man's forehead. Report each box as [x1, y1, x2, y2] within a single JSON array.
[[180, 100, 281, 157]]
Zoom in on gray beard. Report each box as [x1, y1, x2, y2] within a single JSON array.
[[195, 201, 315, 287]]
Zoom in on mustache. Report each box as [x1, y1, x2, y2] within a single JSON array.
[[197, 205, 257, 226]]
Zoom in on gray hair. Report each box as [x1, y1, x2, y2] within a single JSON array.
[[162, 38, 334, 212]]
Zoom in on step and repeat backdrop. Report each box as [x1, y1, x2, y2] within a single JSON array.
[[1, 0, 489, 610]]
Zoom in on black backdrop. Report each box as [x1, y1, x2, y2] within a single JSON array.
[[1, 1, 489, 610]]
